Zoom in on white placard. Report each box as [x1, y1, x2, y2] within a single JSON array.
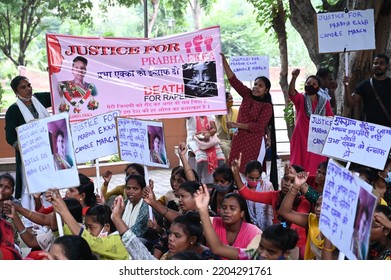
[[321, 116, 391, 169], [116, 117, 169, 168], [316, 9, 375, 53], [71, 110, 120, 164], [17, 113, 79, 193], [229, 56, 269, 81], [319, 159, 377, 260], [307, 115, 333, 154]]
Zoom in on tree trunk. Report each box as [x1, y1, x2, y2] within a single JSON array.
[[148, 0, 160, 37]]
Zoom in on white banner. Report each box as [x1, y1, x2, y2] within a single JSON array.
[[229, 56, 269, 81], [307, 115, 333, 154]]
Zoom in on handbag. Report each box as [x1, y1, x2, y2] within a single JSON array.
[[370, 78, 391, 126], [193, 134, 220, 150]]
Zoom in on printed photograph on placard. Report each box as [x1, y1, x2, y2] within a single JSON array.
[[48, 118, 75, 170], [182, 61, 218, 98], [148, 125, 167, 165]]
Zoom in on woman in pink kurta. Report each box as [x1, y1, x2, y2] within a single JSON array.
[[221, 54, 274, 176], [289, 69, 333, 176]]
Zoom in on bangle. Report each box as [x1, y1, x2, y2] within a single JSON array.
[[18, 228, 28, 235], [323, 245, 335, 252], [27, 211, 32, 219], [162, 206, 169, 217], [291, 184, 300, 191]]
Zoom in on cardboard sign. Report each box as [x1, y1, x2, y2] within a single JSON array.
[[307, 115, 333, 154], [17, 113, 79, 193], [316, 9, 375, 53]]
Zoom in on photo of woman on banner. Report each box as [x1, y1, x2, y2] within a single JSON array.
[[58, 56, 98, 113], [48, 119, 74, 170], [350, 187, 377, 260], [183, 61, 218, 98], [148, 126, 167, 165]]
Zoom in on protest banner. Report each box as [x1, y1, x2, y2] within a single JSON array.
[[316, 9, 375, 53], [71, 110, 120, 164], [116, 117, 168, 168], [321, 116, 391, 169], [229, 56, 269, 81], [307, 115, 333, 154], [46, 26, 227, 123], [319, 159, 377, 260], [16, 113, 79, 193]]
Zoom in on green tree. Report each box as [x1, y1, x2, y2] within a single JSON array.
[[0, 0, 94, 67]]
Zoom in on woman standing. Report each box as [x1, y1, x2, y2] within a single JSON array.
[[5, 76, 51, 227], [288, 69, 333, 176], [221, 54, 278, 187]]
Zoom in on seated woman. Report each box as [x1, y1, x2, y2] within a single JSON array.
[[211, 193, 261, 255], [194, 184, 298, 260], [47, 189, 129, 260], [111, 195, 220, 260]]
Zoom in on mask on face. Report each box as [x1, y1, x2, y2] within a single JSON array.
[[227, 101, 234, 108], [17, 94, 31, 102], [98, 227, 108, 238], [385, 172, 391, 183], [247, 179, 259, 188], [213, 183, 232, 193], [304, 85, 319, 96]]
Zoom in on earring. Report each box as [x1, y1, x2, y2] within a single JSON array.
[[190, 241, 194, 245]]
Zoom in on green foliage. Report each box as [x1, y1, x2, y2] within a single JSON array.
[[283, 101, 295, 127], [108, 154, 121, 162], [0, 83, 4, 108]]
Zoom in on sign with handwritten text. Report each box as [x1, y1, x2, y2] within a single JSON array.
[[229, 56, 269, 81], [316, 9, 375, 53], [321, 116, 391, 169], [116, 117, 169, 168], [16, 113, 79, 193], [307, 115, 333, 154], [319, 159, 376, 260], [71, 110, 120, 164], [46, 27, 226, 122]]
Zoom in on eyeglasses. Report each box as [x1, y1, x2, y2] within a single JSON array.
[[247, 176, 261, 182]]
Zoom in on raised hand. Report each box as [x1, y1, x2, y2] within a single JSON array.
[[294, 171, 309, 188], [103, 170, 113, 185], [178, 141, 187, 158], [111, 195, 125, 220], [230, 152, 242, 175], [142, 180, 156, 205], [194, 184, 210, 212], [291, 68, 300, 78], [2, 200, 16, 219]]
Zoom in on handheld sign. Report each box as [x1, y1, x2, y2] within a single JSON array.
[[319, 159, 377, 260], [307, 115, 333, 154], [71, 110, 120, 164], [229, 56, 269, 81], [316, 9, 375, 53], [17, 113, 79, 193], [116, 117, 169, 168], [322, 116, 391, 169]]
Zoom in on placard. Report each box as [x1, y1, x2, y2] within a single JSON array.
[[229, 56, 269, 81], [316, 9, 375, 53], [47, 26, 227, 122], [321, 116, 391, 169], [319, 159, 377, 260], [71, 110, 120, 164], [116, 117, 168, 167], [307, 115, 333, 154], [16, 113, 79, 193]]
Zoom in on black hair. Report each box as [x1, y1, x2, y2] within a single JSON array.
[[291, 164, 305, 173], [225, 91, 231, 100], [168, 250, 203, 260], [178, 181, 201, 195], [244, 160, 263, 175], [223, 193, 251, 223], [212, 164, 234, 183], [261, 224, 299, 252], [73, 56, 88, 65], [318, 161, 328, 170], [172, 211, 203, 245], [55, 129, 65, 139], [125, 163, 145, 177], [0, 173, 15, 190], [374, 54, 390, 65], [53, 235, 97, 260], [86, 204, 116, 233], [77, 173, 97, 207], [10, 76, 28, 92], [375, 205, 391, 240], [316, 68, 331, 78], [63, 198, 83, 223], [253, 76, 272, 103], [175, 167, 200, 183], [125, 174, 147, 189], [305, 75, 322, 87]]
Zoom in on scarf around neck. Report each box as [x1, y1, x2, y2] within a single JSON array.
[[16, 96, 50, 123], [304, 94, 327, 118]]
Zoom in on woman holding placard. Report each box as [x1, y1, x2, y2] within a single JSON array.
[[288, 69, 333, 176], [5, 76, 51, 228]]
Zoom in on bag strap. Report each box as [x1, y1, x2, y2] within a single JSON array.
[[370, 78, 391, 125]]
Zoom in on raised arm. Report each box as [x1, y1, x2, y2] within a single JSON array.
[[195, 184, 240, 259], [221, 53, 234, 79], [289, 69, 300, 97], [279, 172, 309, 228], [178, 141, 196, 182]]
